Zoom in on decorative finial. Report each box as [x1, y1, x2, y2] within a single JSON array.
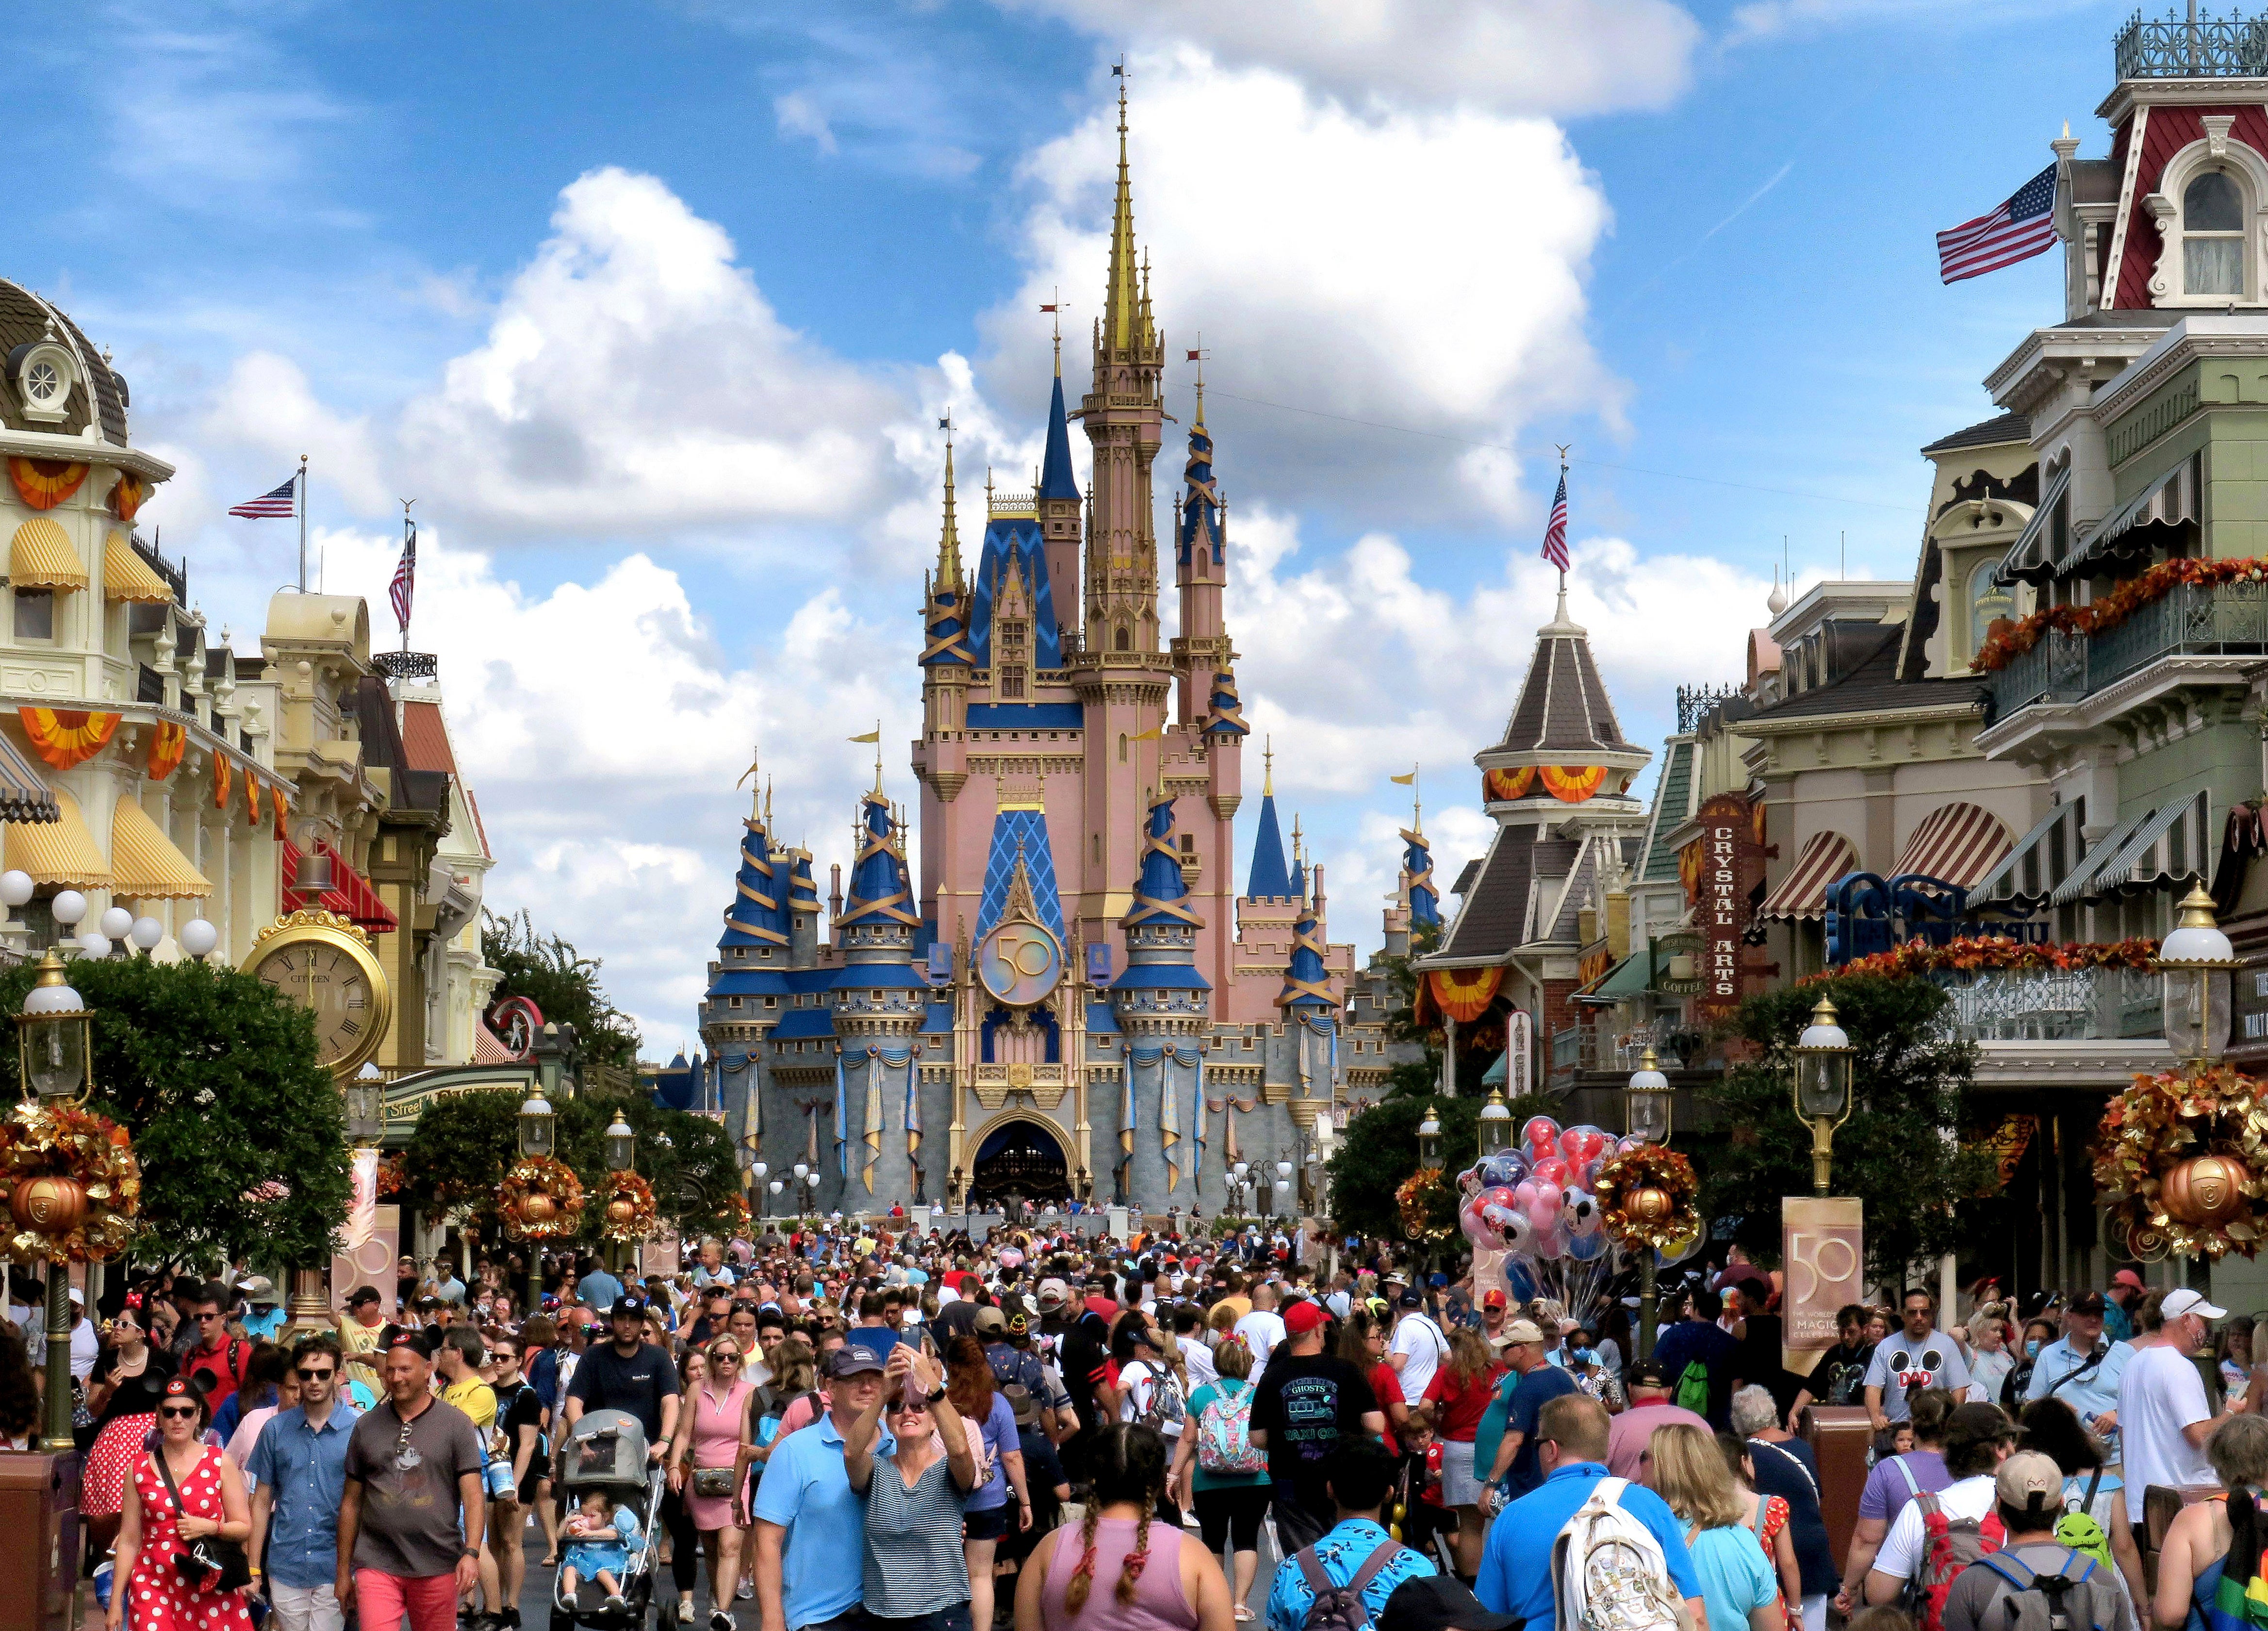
[[936, 411, 961, 588], [1263, 735, 1274, 797]]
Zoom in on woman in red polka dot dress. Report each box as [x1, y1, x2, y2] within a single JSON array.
[[106, 1377, 254, 1631]]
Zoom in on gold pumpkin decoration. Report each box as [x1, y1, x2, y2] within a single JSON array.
[[1592, 1144, 1701, 1254], [2164, 1154, 2250, 1226], [1629, 1186, 1673, 1223], [10, 1173, 86, 1236], [521, 1194, 557, 1226], [2093, 1065, 2268, 1260], [599, 1170, 660, 1246]]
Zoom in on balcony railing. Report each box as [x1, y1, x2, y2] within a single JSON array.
[[2115, 10, 2268, 79], [1551, 1017, 1681, 1076], [1931, 965, 2163, 1043], [1989, 579, 2268, 720]]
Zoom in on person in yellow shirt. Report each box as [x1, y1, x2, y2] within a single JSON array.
[[435, 1327, 497, 1427]]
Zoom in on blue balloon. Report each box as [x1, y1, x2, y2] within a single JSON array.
[[1564, 1225, 1609, 1262], [1504, 1257, 1540, 1302], [1475, 1153, 1530, 1190]]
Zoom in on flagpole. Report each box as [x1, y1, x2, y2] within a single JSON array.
[[296, 453, 309, 593]]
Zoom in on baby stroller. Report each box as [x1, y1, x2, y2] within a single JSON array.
[[550, 1409, 668, 1631]]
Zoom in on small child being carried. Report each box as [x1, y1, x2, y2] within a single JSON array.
[[560, 1489, 644, 1610]]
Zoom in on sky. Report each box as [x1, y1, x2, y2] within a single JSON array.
[[13, 0, 2135, 1055]]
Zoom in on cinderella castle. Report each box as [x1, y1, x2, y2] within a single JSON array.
[[690, 95, 1435, 1217]]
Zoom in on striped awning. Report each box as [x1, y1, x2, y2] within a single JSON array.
[[2051, 806, 2157, 906], [2094, 789, 2210, 899], [9, 517, 86, 592], [1891, 803, 2014, 888], [1995, 462, 2069, 587], [102, 530, 172, 604], [1970, 798, 2086, 911], [282, 839, 397, 933], [2077, 456, 2198, 574], [1758, 830, 1858, 922], [4, 787, 108, 889], [109, 796, 209, 900]]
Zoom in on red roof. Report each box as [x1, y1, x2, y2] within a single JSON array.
[[400, 701, 457, 774], [281, 840, 397, 933]]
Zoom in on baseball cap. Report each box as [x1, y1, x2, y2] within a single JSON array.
[[381, 1328, 430, 1356], [1626, 1359, 1668, 1389], [2164, 1287, 2229, 1321], [414, 1295, 440, 1312], [1283, 1300, 1330, 1336], [1480, 1288, 1508, 1311], [66, 1287, 83, 1307], [2113, 1269, 2146, 1291], [1037, 1279, 1069, 1309], [1395, 1289, 1423, 1310], [609, 1295, 649, 1319], [242, 1275, 278, 1304], [1004, 1383, 1037, 1427], [822, 1345, 887, 1378], [1378, 1575, 1524, 1631], [1501, 1318, 1546, 1346], [346, 1286, 382, 1309], [2067, 1291, 2106, 1315], [1996, 1450, 2064, 1515], [973, 1307, 1008, 1336]]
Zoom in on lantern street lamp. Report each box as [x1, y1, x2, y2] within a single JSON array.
[[1275, 1157, 1295, 1221], [1792, 997, 1856, 1198], [345, 1061, 386, 1148], [16, 949, 91, 1450], [1477, 1087, 1512, 1159], [603, 1111, 638, 1273], [516, 1081, 555, 1311], [751, 1162, 769, 1219], [2160, 885, 2239, 1067], [1417, 1103, 1442, 1171], [1624, 1046, 1672, 1360]]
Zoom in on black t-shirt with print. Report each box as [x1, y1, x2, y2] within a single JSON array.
[[1250, 1352, 1378, 1515]]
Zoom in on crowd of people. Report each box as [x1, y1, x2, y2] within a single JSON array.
[[18, 1224, 2265, 1631]]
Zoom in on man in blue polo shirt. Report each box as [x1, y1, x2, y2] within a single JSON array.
[[246, 1333, 359, 1631], [2023, 1291, 2129, 1442], [1475, 1393, 1704, 1630], [752, 1345, 892, 1631]]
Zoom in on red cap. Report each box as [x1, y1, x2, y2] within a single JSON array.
[[1481, 1289, 1508, 1310], [1283, 1300, 1330, 1336], [2113, 1269, 2146, 1290]]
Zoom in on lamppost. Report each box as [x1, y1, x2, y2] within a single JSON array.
[[516, 1079, 556, 1316], [1791, 998, 1855, 1197], [751, 1162, 769, 1220], [1417, 1103, 1442, 1169], [16, 949, 93, 1450], [1624, 1047, 1672, 1361], [1477, 1087, 1512, 1158], [2160, 884, 2239, 1066], [1274, 1158, 1294, 1221], [603, 1109, 638, 1274]]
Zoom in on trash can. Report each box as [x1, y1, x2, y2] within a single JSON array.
[[0, 1450, 80, 1631], [1803, 1406, 1874, 1574]]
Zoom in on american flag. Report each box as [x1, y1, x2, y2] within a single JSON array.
[[1540, 469, 1570, 574], [1937, 164, 2058, 284], [228, 475, 297, 519], [389, 522, 416, 633]]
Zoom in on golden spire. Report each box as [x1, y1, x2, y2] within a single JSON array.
[[765, 776, 773, 833], [1263, 734, 1274, 796], [935, 413, 962, 591], [1191, 334, 1206, 433], [1104, 79, 1144, 352]]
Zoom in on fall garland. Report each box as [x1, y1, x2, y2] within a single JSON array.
[[375, 1151, 407, 1198], [499, 1155, 585, 1241], [1971, 556, 2268, 674], [1592, 1144, 1701, 1253], [719, 1193, 752, 1237], [1397, 1167, 1456, 1242], [0, 1103, 140, 1265], [598, 1170, 660, 1244], [1800, 937, 2159, 985], [2092, 1064, 2268, 1260]]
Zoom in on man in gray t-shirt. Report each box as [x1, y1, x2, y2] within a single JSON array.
[[1941, 1452, 2132, 1631], [337, 1331, 487, 1618], [1865, 1288, 1972, 1426]]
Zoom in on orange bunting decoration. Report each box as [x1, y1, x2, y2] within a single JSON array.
[[1972, 556, 2268, 674], [1801, 935, 2158, 986], [146, 720, 185, 781], [1482, 767, 1535, 802], [272, 786, 289, 842], [109, 472, 148, 523], [213, 751, 232, 812], [1540, 765, 1608, 803], [7, 459, 87, 512], [18, 708, 119, 770], [245, 775, 262, 825], [1420, 965, 1504, 1025]]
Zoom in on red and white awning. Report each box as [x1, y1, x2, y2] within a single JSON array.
[[1758, 831, 1858, 922], [1891, 803, 2013, 888]]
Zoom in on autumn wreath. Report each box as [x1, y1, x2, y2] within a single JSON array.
[[500, 1155, 585, 1241], [599, 1170, 660, 1245], [2092, 1064, 2268, 1260], [1397, 1167, 1456, 1242], [1972, 556, 2268, 674], [0, 1102, 140, 1264], [1593, 1144, 1700, 1253], [717, 1192, 753, 1238], [1802, 936, 2158, 985]]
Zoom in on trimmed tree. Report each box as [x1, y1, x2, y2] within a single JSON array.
[[480, 909, 642, 1071]]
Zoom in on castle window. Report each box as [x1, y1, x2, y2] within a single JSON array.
[[1179, 834, 1195, 856], [1001, 668, 1025, 698], [1115, 625, 1131, 652], [760, 946, 772, 958], [1118, 734, 1128, 762], [1093, 834, 1101, 863], [2186, 170, 2246, 296], [765, 996, 777, 1008], [14, 589, 53, 642], [729, 996, 742, 1008]]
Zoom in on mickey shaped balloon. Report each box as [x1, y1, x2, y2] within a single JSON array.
[[1559, 1124, 1612, 1167], [1530, 1155, 1571, 1188], [1561, 1186, 1602, 1236], [1521, 1116, 1562, 1161], [1563, 1224, 1610, 1262], [1475, 1153, 1531, 1190]]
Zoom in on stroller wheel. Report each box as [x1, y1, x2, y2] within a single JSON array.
[[549, 1612, 574, 1631]]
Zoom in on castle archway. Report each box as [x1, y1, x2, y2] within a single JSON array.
[[966, 1116, 1069, 1211]]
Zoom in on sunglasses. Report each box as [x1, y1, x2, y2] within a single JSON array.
[[158, 1404, 199, 1420], [712, 1351, 741, 1363], [889, 1402, 930, 1417], [295, 1367, 336, 1382], [196, 1312, 223, 1323]]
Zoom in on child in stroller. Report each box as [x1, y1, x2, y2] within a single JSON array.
[[561, 1489, 643, 1609]]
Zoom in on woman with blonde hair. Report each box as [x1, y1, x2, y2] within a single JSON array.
[[1423, 1324, 1506, 1578], [1647, 1421, 1782, 1631]]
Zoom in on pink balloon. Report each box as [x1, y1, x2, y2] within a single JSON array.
[[1528, 1186, 1562, 1229], [1513, 1180, 1540, 1213], [1531, 1155, 1571, 1187], [1522, 1116, 1562, 1158]]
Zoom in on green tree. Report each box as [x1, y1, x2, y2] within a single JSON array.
[[1690, 972, 1996, 1286], [0, 955, 347, 1272], [400, 1087, 523, 1230], [480, 909, 641, 1071]]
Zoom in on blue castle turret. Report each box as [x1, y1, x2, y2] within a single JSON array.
[[1114, 791, 1209, 1203], [1402, 823, 1441, 930], [832, 783, 924, 1200], [1245, 742, 1291, 900]]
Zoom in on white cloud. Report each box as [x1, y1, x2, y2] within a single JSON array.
[[1725, 0, 2095, 43], [774, 93, 839, 154], [392, 167, 911, 536], [201, 352, 391, 518], [102, 24, 350, 197], [983, 48, 1618, 525], [997, 0, 1703, 118]]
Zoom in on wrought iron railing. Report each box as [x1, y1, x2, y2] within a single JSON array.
[[2115, 9, 2268, 78], [1990, 580, 2268, 721], [1931, 965, 2163, 1042], [375, 650, 439, 680]]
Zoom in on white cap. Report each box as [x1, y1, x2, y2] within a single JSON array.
[[2163, 1287, 2229, 1321]]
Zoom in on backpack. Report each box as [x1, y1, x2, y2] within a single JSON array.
[[1673, 1361, 1711, 1416], [2054, 1471, 2113, 1573], [1550, 1476, 1682, 1631], [1909, 1492, 2008, 1631], [1293, 1537, 1406, 1631], [1197, 1380, 1266, 1474], [1969, 1548, 2124, 1631]]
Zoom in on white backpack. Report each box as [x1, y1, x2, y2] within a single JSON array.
[[1551, 1477, 1682, 1631]]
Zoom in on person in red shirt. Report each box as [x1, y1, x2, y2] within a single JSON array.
[[180, 1281, 251, 1407], [1337, 1307, 1408, 1452], [1423, 1327, 1508, 1578]]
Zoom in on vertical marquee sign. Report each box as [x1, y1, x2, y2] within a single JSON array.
[[1782, 1195, 1863, 1371], [1692, 792, 1757, 1021]]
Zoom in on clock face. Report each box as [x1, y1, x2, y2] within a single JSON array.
[[252, 933, 386, 1075]]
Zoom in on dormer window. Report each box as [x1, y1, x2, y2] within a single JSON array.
[[2186, 170, 2245, 296], [9, 333, 79, 426]]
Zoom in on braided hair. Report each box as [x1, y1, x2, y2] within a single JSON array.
[[1061, 1423, 1170, 1615]]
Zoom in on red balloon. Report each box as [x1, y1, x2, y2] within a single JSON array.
[[1522, 1116, 1562, 1158], [1559, 1125, 1611, 1165], [1530, 1155, 1571, 1186]]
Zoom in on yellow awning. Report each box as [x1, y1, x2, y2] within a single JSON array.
[[5, 788, 109, 889], [103, 530, 171, 604], [9, 518, 86, 592], [110, 795, 209, 900]]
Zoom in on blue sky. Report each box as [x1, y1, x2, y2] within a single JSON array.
[[13, 0, 2133, 1052]]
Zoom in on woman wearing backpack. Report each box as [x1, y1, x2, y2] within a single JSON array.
[[2149, 1412, 2268, 1631], [947, 1333, 1030, 1631], [1647, 1422, 1782, 1631], [2016, 1398, 2146, 1617], [1171, 1334, 1271, 1621]]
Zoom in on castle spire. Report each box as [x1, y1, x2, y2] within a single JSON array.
[[935, 415, 962, 591], [1245, 738, 1291, 901], [1104, 81, 1144, 353]]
